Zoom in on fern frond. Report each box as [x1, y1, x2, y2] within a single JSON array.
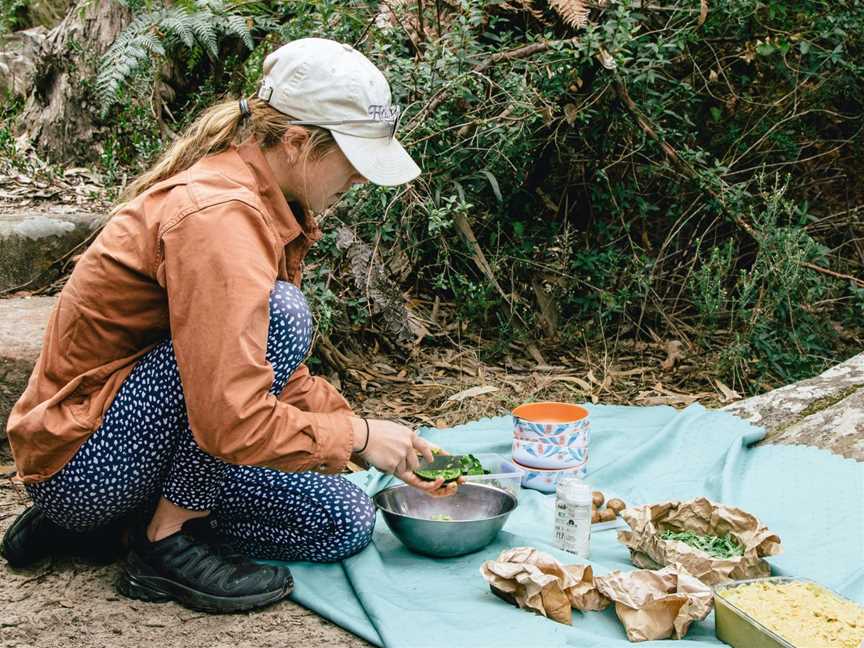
[[549, 0, 590, 28], [95, 0, 254, 112], [197, 0, 225, 13], [223, 14, 254, 50], [139, 32, 167, 56], [161, 11, 196, 49], [189, 12, 219, 57], [95, 13, 161, 110]]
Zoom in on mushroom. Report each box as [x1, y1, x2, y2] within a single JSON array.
[[592, 491, 605, 508], [606, 498, 626, 514], [591, 509, 601, 524], [599, 509, 617, 522]]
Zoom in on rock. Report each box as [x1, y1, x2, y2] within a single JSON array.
[[0, 295, 56, 440], [0, 27, 47, 100], [1, 613, 22, 627], [724, 351, 864, 460], [0, 202, 102, 293]]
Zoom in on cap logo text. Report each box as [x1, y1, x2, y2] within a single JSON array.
[[368, 105, 399, 122]]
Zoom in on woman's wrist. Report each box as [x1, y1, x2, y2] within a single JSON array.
[[350, 417, 370, 453]]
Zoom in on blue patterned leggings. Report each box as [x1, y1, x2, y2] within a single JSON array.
[[26, 281, 376, 563]]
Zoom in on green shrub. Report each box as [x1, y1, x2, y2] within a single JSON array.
[[94, 0, 864, 393]]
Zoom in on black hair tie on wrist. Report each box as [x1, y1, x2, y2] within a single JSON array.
[[239, 98, 251, 120], [358, 418, 370, 454]]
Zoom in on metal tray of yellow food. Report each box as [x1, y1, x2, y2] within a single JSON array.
[[713, 576, 864, 648]]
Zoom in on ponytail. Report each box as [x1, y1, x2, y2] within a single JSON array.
[[114, 97, 336, 209]]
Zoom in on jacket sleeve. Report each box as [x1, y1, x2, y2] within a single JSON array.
[[160, 200, 353, 473], [277, 364, 355, 416]]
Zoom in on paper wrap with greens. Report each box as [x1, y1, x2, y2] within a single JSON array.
[[617, 497, 782, 586]]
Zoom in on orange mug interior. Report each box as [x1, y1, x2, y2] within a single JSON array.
[[512, 401, 588, 424]]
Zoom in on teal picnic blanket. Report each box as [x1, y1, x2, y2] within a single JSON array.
[[283, 404, 864, 647]]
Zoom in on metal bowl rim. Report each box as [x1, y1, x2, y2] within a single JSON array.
[[372, 482, 518, 523]]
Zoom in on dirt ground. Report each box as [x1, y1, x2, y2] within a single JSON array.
[[0, 484, 371, 648]]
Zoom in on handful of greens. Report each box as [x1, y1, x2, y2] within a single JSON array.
[[414, 454, 488, 482], [660, 530, 744, 559]]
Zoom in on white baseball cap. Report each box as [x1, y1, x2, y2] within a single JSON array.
[[256, 38, 421, 187]]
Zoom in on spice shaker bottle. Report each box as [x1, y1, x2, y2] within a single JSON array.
[[552, 477, 592, 558]]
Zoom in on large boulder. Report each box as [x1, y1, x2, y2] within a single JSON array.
[[724, 351, 864, 461], [0, 202, 102, 293], [0, 295, 55, 440]]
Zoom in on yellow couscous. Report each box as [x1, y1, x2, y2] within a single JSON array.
[[719, 580, 864, 648]]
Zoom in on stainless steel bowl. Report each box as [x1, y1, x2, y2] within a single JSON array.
[[373, 482, 518, 558]]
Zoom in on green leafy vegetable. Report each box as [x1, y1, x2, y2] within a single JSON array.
[[660, 530, 744, 559], [413, 454, 489, 482], [414, 467, 462, 482], [459, 454, 486, 476]]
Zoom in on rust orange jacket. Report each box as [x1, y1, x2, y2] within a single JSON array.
[[7, 137, 355, 484]]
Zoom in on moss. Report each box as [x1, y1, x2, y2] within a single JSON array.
[[763, 382, 864, 443], [797, 384, 864, 419]]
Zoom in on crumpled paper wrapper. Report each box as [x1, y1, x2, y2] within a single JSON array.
[[479, 547, 610, 624], [617, 497, 782, 585], [594, 566, 713, 642]]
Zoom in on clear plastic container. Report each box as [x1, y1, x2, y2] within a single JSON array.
[[461, 453, 524, 500]]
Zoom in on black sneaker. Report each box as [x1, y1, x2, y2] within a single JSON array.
[[1, 505, 125, 568], [116, 515, 293, 614]]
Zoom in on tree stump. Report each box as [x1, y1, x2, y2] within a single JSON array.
[[14, 0, 132, 163]]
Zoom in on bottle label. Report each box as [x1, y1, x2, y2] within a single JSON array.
[[553, 501, 591, 557]]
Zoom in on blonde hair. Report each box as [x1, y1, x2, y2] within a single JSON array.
[[116, 96, 337, 206]]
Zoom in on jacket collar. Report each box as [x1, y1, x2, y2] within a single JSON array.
[[235, 136, 322, 245]]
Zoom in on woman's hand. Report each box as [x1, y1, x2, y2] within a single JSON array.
[[351, 418, 458, 496]]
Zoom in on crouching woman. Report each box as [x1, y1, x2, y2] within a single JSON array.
[[1, 38, 448, 613]]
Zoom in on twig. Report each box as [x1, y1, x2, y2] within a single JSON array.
[[482, 37, 580, 71], [416, 0, 425, 43], [320, 336, 354, 372], [352, 12, 378, 49], [801, 262, 864, 289]]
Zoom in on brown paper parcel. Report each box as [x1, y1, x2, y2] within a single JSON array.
[[480, 547, 610, 625], [617, 497, 782, 586], [594, 566, 713, 642]]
